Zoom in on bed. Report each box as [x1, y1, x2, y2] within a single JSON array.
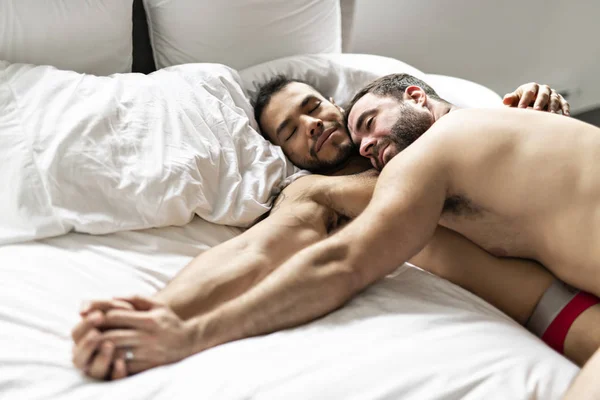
[[0, 1, 579, 399]]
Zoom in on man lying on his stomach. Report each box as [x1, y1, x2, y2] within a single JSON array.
[[71, 77, 595, 382]]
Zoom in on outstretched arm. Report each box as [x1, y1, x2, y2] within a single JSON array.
[[190, 138, 450, 352], [72, 169, 378, 379], [153, 168, 378, 319], [192, 214, 600, 368], [153, 192, 330, 320]]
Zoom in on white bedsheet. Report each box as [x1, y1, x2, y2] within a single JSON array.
[[0, 219, 578, 400]]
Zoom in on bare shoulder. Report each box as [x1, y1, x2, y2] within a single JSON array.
[[380, 109, 516, 184], [269, 174, 341, 218], [274, 174, 326, 204], [425, 108, 497, 140], [429, 107, 533, 137], [269, 169, 377, 224], [252, 175, 335, 233], [269, 175, 319, 215], [276, 170, 377, 201], [416, 108, 524, 162]]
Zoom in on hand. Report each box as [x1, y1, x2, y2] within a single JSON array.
[[503, 82, 571, 116], [96, 296, 196, 376], [72, 299, 134, 380]]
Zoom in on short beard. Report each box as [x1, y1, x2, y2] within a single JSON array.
[[389, 104, 433, 151], [368, 104, 433, 170], [294, 140, 356, 174]]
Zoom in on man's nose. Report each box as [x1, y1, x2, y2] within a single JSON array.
[[303, 117, 323, 138], [359, 137, 377, 158]]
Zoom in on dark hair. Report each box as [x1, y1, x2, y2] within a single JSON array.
[[253, 74, 308, 139], [344, 73, 445, 127]]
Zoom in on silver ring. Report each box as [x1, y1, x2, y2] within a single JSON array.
[[125, 349, 134, 361]]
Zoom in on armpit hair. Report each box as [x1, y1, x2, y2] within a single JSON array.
[[442, 194, 481, 216]]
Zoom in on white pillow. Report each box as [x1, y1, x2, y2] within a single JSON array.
[[143, 0, 342, 70], [424, 73, 503, 109], [0, 0, 133, 75], [0, 61, 297, 244], [240, 53, 427, 108], [240, 53, 502, 109]]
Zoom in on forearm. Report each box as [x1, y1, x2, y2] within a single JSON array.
[[189, 237, 359, 351], [155, 205, 330, 320], [154, 239, 275, 320], [190, 207, 421, 350], [184, 155, 444, 349], [191, 189, 442, 348]]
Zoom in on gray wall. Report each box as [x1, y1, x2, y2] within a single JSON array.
[[348, 0, 600, 114]]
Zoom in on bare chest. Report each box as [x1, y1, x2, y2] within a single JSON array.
[[439, 195, 535, 258]]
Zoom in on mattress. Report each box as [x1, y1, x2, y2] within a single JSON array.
[[0, 217, 578, 399]]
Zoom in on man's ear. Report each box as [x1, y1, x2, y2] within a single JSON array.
[[330, 97, 344, 112], [404, 86, 428, 107]]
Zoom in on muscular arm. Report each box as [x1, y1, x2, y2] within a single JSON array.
[[310, 168, 379, 219], [154, 182, 331, 320], [189, 134, 453, 351], [154, 170, 378, 320], [73, 169, 378, 379], [188, 199, 552, 354]]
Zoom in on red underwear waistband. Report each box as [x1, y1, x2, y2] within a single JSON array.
[[542, 291, 599, 354]]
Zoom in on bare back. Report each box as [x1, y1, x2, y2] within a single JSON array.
[[432, 108, 600, 293]]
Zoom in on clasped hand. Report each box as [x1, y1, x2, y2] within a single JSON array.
[[71, 296, 195, 380]]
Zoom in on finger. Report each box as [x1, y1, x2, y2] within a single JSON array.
[[80, 299, 135, 317], [533, 84, 551, 110], [80, 301, 92, 315], [114, 344, 156, 363], [116, 295, 162, 311], [101, 330, 146, 348], [72, 329, 102, 369], [111, 357, 128, 380], [72, 310, 103, 342], [561, 97, 571, 116], [87, 341, 115, 380], [549, 90, 561, 113], [126, 360, 155, 375], [502, 92, 518, 107], [518, 83, 538, 108], [100, 309, 154, 330]]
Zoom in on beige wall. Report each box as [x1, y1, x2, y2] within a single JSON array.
[[349, 0, 600, 113]]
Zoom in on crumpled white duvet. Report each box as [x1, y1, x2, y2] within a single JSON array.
[[0, 61, 297, 244]]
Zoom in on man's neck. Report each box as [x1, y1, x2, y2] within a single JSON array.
[[324, 156, 372, 176], [430, 100, 460, 122]]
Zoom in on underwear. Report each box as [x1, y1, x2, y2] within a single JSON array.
[[526, 279, 599, 354]]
